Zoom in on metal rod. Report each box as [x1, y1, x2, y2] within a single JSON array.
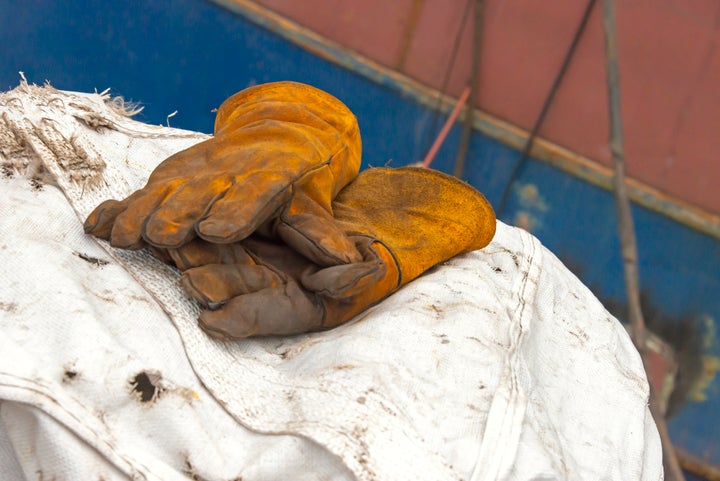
[[676, 446, 720, 481], [600, 1, 685, 480], [601, 0, 645, 349], [422, 87, 471, 167], [454, 0, 483, 178]]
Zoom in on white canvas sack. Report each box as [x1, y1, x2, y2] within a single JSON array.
[[0, 82, 662, 481]]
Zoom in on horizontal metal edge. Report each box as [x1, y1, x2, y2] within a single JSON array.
[[213, 0, 720, 240]]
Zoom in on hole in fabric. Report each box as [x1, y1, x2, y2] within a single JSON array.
[[130, 371, 163, 403]]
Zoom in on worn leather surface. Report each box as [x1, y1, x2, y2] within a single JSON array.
[[84, 81, 362, 266], [156, 167, 496, 338]]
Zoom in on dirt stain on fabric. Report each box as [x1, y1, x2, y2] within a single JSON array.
[[62, 365, 79, 383], [0, 301, 18, 312], [74, 251, 110, 267], [183, 453, 243, 481]]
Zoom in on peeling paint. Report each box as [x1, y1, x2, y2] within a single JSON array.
[[689, 355, 720, 402], [514, 182, 549, 212], [688, 315, 720, 402], [514, 211, 539, 232], [512, 182, 550, 232], [701, 314, 717, 351]]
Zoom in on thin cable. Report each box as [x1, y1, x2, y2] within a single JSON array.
[[497, 0, 597, 215], [421, 0, 473, 159]]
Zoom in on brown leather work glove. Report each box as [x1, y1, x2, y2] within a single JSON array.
[[157, 167, 496, 339], [84, 81, 363, 266]]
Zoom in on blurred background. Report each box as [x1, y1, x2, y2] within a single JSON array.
[[1, 1, 718, 478]]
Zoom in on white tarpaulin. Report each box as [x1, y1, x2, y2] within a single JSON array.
[[0, 82, 662, 481]]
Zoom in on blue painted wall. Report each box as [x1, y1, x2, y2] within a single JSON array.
[[2, 0, 719, 468]]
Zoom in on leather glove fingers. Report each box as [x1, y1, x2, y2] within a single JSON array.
[[151, 166, 496, 339], [183, 264, 324, 338], [84, 81, 362, 265], [180, 236, 394, 339]]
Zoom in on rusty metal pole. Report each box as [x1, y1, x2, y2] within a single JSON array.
[[600, 0, 685, 479], [454, 0, 483, 178], [600, 0, 645, 350]]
